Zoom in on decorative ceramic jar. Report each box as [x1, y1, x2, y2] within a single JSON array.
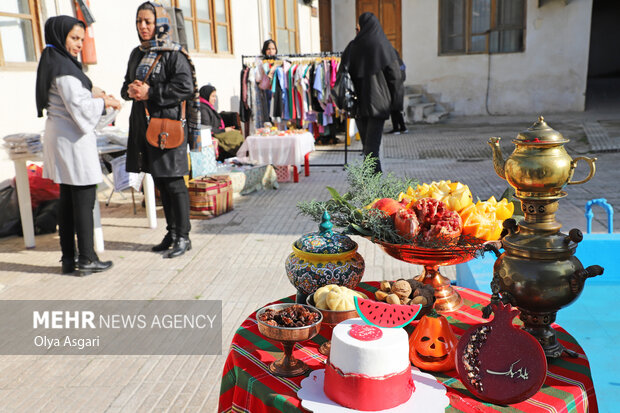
[[285, 211, 365, 303]]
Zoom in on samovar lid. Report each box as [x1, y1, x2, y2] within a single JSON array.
[[514, 116, 569, 144]]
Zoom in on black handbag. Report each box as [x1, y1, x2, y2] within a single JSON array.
[[331, 65, 357, 117]]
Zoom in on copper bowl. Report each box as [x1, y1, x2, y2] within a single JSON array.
[[256, 304, 323, 342], [256, 303, 323, 377], [306, 293, 360, 326]]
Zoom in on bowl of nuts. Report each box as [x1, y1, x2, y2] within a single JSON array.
[[256, 304, 323, 377], [374, 279, 436, 321]]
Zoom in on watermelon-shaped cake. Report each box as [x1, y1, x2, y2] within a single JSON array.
[[354, 296, 422, 328]]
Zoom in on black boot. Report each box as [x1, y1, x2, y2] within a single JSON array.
[[152, 232, 176, 252], [165, 237, 192, 259], [61, 257, 77, 274], [78, 257, 113, 276]]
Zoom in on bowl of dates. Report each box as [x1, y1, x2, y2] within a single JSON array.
[[256, 304, 323, 342]]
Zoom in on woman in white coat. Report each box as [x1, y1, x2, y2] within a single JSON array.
[[36, 15, 120, 276]]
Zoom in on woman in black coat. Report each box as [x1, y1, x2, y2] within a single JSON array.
[[121, 1, 201, 258], [341, 12, 403, 173]]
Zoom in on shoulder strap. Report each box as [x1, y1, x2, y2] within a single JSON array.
[[144, 54, 162, 85]]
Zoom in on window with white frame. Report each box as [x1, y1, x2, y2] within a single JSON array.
[[0, 0, 42, 66], [439, 0, 525, 55]]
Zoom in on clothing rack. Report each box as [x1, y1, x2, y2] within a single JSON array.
[[241, 51, 359, 168], [241, 51, 342, 61]]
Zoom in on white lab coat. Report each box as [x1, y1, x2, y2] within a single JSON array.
[[42, 75, 105, 186]]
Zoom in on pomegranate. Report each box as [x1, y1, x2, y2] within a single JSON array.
[[455, 301, 547, 405], [370, 198, 404, 218], [394, 209, 420, 240], [412, 198, 462, 244]]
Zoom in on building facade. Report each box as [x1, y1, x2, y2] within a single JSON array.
[[0, 0, 320, 181], [326, 0, 605, 116]]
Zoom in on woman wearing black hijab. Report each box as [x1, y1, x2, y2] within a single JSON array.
[[340, 12, 403, 173], [199, 85, 245, 160], [36, 15, 120, 275]]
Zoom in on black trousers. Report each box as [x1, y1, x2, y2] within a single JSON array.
[[58, 184, 97, 262], [390, 110, 406, 131], [356, 116, 386, 173], [153, 176, 191, 239]]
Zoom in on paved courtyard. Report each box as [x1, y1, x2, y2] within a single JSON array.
[[0, 111, 618, 412]]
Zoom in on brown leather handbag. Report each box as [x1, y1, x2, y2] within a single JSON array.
[[142, 54, 186, 150]]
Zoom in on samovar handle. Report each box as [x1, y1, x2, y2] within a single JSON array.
[[569, 265, 604, 294], [568, 156, 597, 185]]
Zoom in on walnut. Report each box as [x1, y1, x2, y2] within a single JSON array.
[[411, 295, 428, 306], [380, 281, 392, 292], [407, 279, 424, 292], [391, 280, 412, 300], [415, 286, 435, 304], [375, 290, 389, 301], [386, 294, 400, 305]]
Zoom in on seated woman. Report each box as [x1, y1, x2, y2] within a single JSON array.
[[199, 85, 244, 161]]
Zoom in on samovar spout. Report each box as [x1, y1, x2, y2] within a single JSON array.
[[570, 265, 604, 295], [487, 137, 506, 180]]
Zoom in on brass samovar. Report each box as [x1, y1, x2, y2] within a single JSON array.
[[486, 117, 604, 358]]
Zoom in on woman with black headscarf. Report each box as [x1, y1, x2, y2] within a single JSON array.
[[121, 2, 201, 259], [36, 15, 120, 276], [199, 85, 245, 160], [340, 12, 403, 173]]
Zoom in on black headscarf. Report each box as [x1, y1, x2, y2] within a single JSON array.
[[199, 85, 216, 101], [35, 16, 92, 117], [261, 39, 277, 59], [341, 12, 398, 78]]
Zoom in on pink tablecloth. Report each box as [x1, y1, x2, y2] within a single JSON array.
[[236, 132, 315, 167]]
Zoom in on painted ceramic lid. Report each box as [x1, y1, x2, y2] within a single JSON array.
[[294, 211, 357, 254]]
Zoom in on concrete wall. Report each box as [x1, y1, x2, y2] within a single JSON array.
[[332, 0, 592, 116], [331, 0, 356, 52], [0, 0, 320, 181]]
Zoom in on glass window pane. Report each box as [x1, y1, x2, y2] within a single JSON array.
[[490, 29, 523, 53], [216, 25, 229, 52], [215, 0, 227, 23], [0, 16, 36, 62], [196, 0, 210, 20], [471, 0, 490, 34], [0, 0, 31, 14], [497, 0, 524, 27], [179, 0, 192, 18], [185, 19, 195, 50], [470, 34, 486, 52], [289, 31, 296, 53], [277, 28, 289, 54], [198, 22, 212, 51], [276, 0, 285, 29], [440, 0, 465, 53], [286, 0, 295, 29]]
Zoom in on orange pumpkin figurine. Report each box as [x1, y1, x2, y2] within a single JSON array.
[[409, 309, 458, 372]]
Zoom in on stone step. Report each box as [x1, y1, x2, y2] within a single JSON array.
[[404, 93, 423, 105], [412, 102, 436, 122], [425, 110, 450, 124]]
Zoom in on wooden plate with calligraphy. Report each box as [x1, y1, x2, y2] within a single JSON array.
[[454, 302, 547, 405]]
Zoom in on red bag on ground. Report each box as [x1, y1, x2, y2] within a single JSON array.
[[25, 164, 60, 209]]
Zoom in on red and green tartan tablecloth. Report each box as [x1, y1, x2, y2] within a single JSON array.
[[218, 282, 598, 412]]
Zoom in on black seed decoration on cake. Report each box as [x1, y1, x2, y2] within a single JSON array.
[[462, 325, 492, 392]]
